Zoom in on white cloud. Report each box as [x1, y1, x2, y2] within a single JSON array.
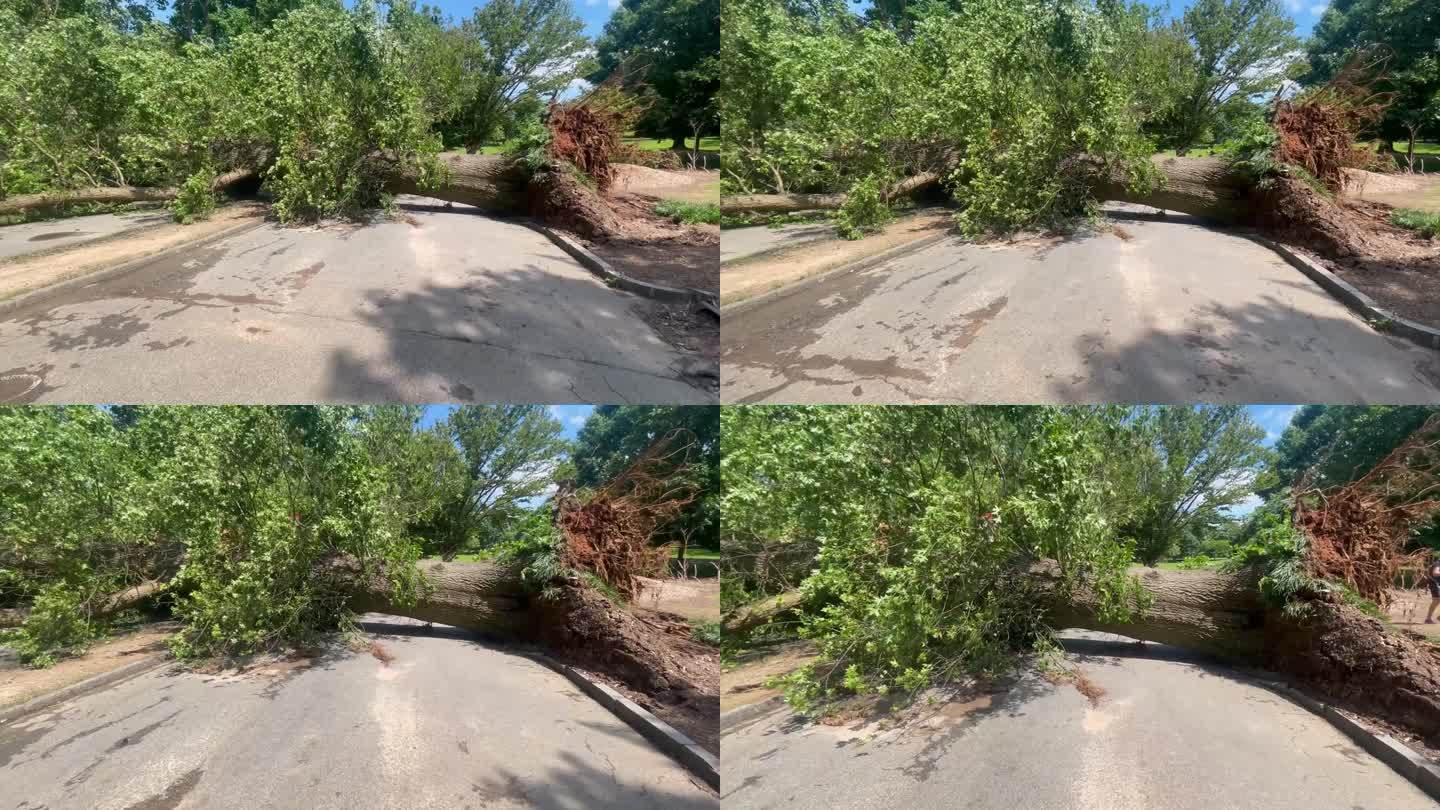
[[1284, 0, 1304, 11], [1308, 2, 1328, 14], [608, 0, 621, 8]]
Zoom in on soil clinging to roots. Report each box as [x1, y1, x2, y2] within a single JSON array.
[[1295, 414, 1440, 608]]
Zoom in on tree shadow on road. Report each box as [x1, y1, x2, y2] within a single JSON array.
[[467, 749, 717, 809], [322, 262, 701, 404], [1049, 293, 1440, 403]]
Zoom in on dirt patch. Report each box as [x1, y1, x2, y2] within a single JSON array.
[[0, 203, 267, 303], [0, 623, 176, 709], [611, 165, 719, 204], [633, 577, 719, 623], [1256, 176, 1440, 326], [1045, 667, 1106, 706], [720, 209, 954, 306], [720, 640, 818, 712], [1267, 599, 1440, 745], [534, 586, 719, 755]]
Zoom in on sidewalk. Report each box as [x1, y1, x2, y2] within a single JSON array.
[[0, 623, 175, 711]]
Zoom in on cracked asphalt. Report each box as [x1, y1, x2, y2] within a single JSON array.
[[0, 615, 716, 810], [0, 199, 712, 404], [720, 630, 1434, 810], [721, 204, 1440, 404]]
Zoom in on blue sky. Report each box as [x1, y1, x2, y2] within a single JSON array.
[[406, 0, 619, 38], [1224, 404, 1302, 516], [418, 404, 595, 439]]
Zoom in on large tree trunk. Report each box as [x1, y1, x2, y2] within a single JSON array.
[[722, 158, 1256, 225], [0, 168, 257, 217], [729, 561, 1440, 741], [1094, 156, 1254, 224], [381, 153, 527, 212], [0, 579, 166, 628], [341, 559, 537, 639], [720, 172, 942, 216], [0, 156, 528, 217]]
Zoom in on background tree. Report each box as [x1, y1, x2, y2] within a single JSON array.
[[446, 0, 590, 151], [591, 0, 719, 148], [1160, 0, 1299, 154], [1122, 406, 1268, 565], [1305, 0, 1440, 158], [412, 405, 567, 561]]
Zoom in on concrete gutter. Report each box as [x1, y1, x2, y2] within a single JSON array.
[[0, 218, 264, 316], [1255, 678, 1440, 802], [721, 230, 952, 317], [1249, 234, 1440, 351], [530, 224, 717, 311], [720, 694, 788, 734], [0, 655, 170, 726], [521, 652, 719, 790]]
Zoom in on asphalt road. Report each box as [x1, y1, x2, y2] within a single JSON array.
[[0, 199, 710, 404], [0, 210, 171, 262], [720, 223, 834, 264], [722, 205, 1440, 403], [0, 615, 715, 810], [721, 630, 1434, 810]]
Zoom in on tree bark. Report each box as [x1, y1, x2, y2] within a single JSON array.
[[0, 579, 166, 628], [0, 155, 529, 217], [341, 559, 536, 639], [381, 153, 528, 213], [721, 158, 1256, 225], [0, 169, 257, 217], [1094, 156, 1254, 224]]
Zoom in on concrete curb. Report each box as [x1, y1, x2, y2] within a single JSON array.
[[530, 223, 717, 309], [520, 652, 719, 790], [0, 655, 170, 726], [1248, 233, 1440, 351], [1255, 678, 1440, 802], [721, 230, 953, 316], [719, 694, 788, 733], [0, 217, 265, 316]]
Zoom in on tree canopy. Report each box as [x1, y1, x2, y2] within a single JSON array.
[[0, 405, 718, 667], [592, 0, 720, 146]]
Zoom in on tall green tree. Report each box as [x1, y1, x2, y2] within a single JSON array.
[[1255, 405, 1438, 498], [591, 0, 719, 148], [1158, 0, 1298, 153], [448, 0, 590, 150], [415, 405, 567, 560], [1122, 406, 1268, 565], [1305, 0, 1440, 158]]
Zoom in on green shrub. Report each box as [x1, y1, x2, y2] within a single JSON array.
[[653, 200, 721, 225], [1177, 555, 1212, 570], [1392, 208, 1440, 239], [835, 175, 892, 239], [170, 167, 217, 223]]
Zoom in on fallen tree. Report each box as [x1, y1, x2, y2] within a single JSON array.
[[728, 562, 1440, 740], [721, 406, 1440, 744]]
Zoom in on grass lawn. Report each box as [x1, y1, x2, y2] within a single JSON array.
[[1154, 559, 1224, 570], [1393, 141, 1440, 155], [622, 136, 720, 152], [1155, 146, 1223, 158], [420, 552, 496, 564], [672, 546, 720, 561]]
